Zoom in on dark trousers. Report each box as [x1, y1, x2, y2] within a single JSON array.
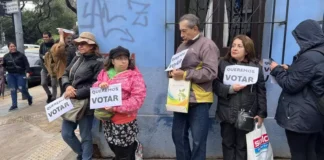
[[285, 130, 317, 160], [108, 141, 137, 160], [220, 122, 249, 160], [316, 130, 324, 160], [59, 78, 64, 96], [172, 103, 211, 160]]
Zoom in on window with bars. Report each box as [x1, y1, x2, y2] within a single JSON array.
[[175, 0, 266, 57]]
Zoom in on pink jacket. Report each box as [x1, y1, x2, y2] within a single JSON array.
[[92, 68, 146, 124]]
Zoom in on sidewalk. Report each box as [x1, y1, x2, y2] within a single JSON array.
[[0, 86, 74, 160], [0, 85, 289, 160]]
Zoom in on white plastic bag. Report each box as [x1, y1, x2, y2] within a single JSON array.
[[246, 124, 274, 160]]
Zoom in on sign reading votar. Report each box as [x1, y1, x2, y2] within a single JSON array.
[[90, 83, 122, 109], [223, 65, 259, 85], [45, 97, 73, 122], [5, 1, 19, 14], [165, 49, 188, 71]]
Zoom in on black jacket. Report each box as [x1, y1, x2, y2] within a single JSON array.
[[62, 53, 103, 100], [65, 44, 77, 66], [3, 51, 30, 74], [213, 58, 267, 124], [270, 19, 324, 133], [39, 40, 54, 70]]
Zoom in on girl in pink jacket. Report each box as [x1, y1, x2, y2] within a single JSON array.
[[92, 46, 146, 160]]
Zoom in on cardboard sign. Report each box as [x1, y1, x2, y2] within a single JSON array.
[[166, 79, 191, 113], [165, 49, 188, 71], [45, 97, 73, 122], [56, 28, 75, 34], [90, 83, 122, 109], [223, 65, 259, 85]]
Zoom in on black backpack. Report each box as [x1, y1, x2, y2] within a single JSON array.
[[310, 48, 324, 115]]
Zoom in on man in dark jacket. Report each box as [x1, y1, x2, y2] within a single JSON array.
[[270, 19, 324, 160], [39, 31, 56, 103], [64, 34, 77, 66]]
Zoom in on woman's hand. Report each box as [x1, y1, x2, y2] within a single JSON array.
[[64, 86, 76, 98], [254, 116, 264, 128], [99, 82, 109, 89], [232, 84, 246, 92], [104, 106, 115, 112], [281, 64, 289, 70], [270, 61, 279, 70]]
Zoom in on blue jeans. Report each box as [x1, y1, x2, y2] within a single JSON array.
[[172, 103, 211, 160], [61, 115, 94, 160], [7, 73, 32, 107]]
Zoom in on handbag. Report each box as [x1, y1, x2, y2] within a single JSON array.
[[61, 98, 88, 122], [235, 109, 255, 132], [94, 108, 114, 121]]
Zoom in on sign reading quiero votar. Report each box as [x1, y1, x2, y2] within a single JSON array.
[[165, 49, 188, 71], [45, 97, 73, 122], [223, 65, 259, 85], [90, 83, 122, 109]]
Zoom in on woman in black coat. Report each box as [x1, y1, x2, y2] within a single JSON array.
[[2, 42, 32, 111], [61, 32, 103, 160], [213, 35, 267, 160]]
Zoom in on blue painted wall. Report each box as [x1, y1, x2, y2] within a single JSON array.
[[262, 0, 324, 157], [77, 0, 324, 158]]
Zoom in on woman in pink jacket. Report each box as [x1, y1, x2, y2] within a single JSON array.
[[93, 46, 146, 160]]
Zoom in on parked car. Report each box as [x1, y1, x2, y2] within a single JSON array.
[[0, 44, 40, 54], [25, 50, 42, 86]]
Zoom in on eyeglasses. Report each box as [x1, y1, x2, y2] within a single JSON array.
[[78, 42, 88, 46]]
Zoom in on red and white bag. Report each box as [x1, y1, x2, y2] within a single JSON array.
[[246, 124, 274, 160]]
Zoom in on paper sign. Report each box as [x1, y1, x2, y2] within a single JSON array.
[[90, 83, 122, 109], [223, 65, 259, 85], [45, 97, 73, 122], [263, 59, 278, 84], [262, 59, 271, 78], [57, 28, 75, 34], [165, 49, 188, 71], [166, 79, 191, 113]]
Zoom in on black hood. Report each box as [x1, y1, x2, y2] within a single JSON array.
[[292, 19, 324, 53]]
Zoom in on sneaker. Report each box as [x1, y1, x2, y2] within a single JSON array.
[[46, 95, 52, 103], [28, 96, 33, 105], [8, 106, 18, 111]]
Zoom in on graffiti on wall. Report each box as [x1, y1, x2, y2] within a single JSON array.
[[79, 0, 150, 43]]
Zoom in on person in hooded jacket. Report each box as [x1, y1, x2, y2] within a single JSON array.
[[92, 46, 146, 160], [61, 32, 103, 160], [213, 35, 267, 160], [270, 19, 324, 160]]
